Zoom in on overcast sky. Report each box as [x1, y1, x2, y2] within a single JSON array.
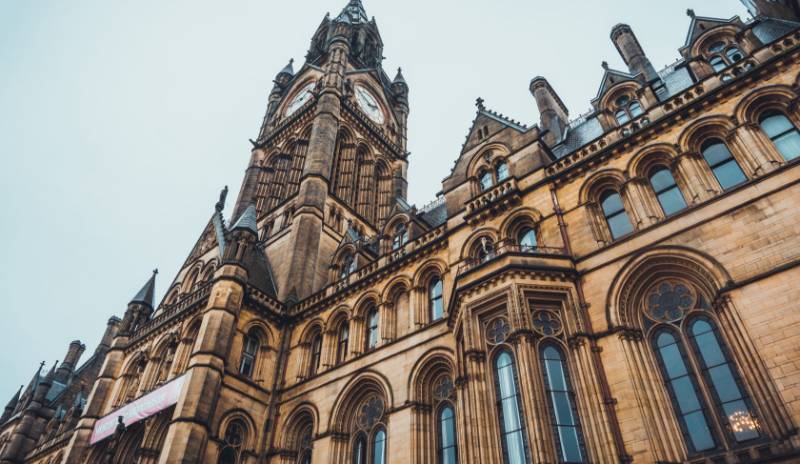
[[0, 0, 749, 401]]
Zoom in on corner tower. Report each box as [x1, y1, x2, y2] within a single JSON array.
[[234, 0, 409, 300]]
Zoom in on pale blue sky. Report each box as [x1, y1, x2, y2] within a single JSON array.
[[0, 0, 748, 401]]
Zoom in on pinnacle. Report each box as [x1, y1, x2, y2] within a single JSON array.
[[130, 269, 157, 309]]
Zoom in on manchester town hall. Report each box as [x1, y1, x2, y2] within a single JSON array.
[[4, 0, 800, 462]]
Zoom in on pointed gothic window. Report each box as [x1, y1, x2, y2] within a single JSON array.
[[540, 345, 586, 463], [701, 140, 746, 191], [649, 167, 686, 216], [352, 433, 367, 464], [438, 404, 458, 464], [371, 427, 387, 464], [218, 421, 245, 464], [429, 277, 444, 322], [366, 308, 380, 350], [760, 111, 800, 161], [494, 350, 530, 464], [337, 321, 349, 365], [239, 330, 260, 378], [309, 332, 322, 377]]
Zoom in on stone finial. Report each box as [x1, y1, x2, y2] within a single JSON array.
[[687, 8, 696, 18], [215, 186, 228, 212]]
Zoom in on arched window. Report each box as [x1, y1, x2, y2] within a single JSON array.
[[438, 404, 458, 464], [599, 190, 633, 240], [496, 161, 509, 182], [239, 330, 260, 378], [429, 277, 444, 322], [615, 109, 630, 125], [540, 345, 586, 463], [479, 170, 494, 191], [701, 140, 746, 191], [309, 332, 322, 377], [340, 253, 357, 280], [517, 228, 537, 252], [645, 281, 761, 455], [653, 329, 717, 453], [726, 46, 743, 63], [494, 350, 530, 464], [371, 427, 387, 464], [218, 420, 245, 464], [688, 318, 759, 443], [475, 237, 495, 263], [649, 167, 686, 216], [366, 308, 380, 351], [760, 111, 800, 161], [353, 433, 367, 464], [709, 56, 727, 72], [337, 321, 349, 365], [392, 223, 409, 250], [629, 101, 643, 118], [296, 423, 314, 464]]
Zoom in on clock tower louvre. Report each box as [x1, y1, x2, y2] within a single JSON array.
[[232, 0, 410, 301]]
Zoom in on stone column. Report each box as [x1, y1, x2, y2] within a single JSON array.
[[156, 264, 247, 464]]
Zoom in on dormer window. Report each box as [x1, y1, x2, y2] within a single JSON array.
[[707, 41, 744, 74], [339, 253, 357, 280], [392, 223, 409, 250], [614, 95, 643, 125]]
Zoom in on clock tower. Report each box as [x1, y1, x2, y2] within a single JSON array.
[[233, 0, 410, 301]]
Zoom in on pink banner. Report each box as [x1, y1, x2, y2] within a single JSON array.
[[90, 374, 187, 444]]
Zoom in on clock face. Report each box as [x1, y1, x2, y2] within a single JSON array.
[[285, 83, 315, 117], [354, 84, 385, 124]]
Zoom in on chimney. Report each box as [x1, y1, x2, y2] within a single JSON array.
[[610, 24, 658, 82], [530, 76, 569, 146], [56, 340, 86, 381]]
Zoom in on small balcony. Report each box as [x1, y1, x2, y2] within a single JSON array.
[[464, 178, 521, 226]]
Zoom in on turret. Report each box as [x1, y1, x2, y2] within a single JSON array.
[[119, 270, 157, 335], [96, 316, 121, 354], [55, 340, 86, 382], [610, 23, 658, 82], [742, 0, 800, 21], [392, 67, 409, 152], [32, 361, 57, 404], [530, 76, 569, 146]]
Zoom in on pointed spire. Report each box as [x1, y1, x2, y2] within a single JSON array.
[[231, 203, 258, 235], [278, 58, 295, 77], [130, 269, 157, 309], [43, 361, 58, 384], [393, 67, 406, 85], [336, 0, 369, 24]]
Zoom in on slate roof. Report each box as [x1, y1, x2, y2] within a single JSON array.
[[130, 270, 157, 308], [753, 17, 800, 43], [418, 201, 448, 228]]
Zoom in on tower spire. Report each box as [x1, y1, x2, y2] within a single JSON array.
[[336, 0, 369, 24], [130, 269, 157, 309]]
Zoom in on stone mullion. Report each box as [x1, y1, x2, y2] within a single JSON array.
[[514, 336, 550, 463], [321, 329, 336, 369], [295, 341, 311, 381], [621, 334, 685, 462], [351, 316, 364, 356], [379, 302, 395, 342], [727, 126, 772, 177], [413, 286, 426, 328], [620, 179, 649, 230], [584, 201, 610, 246], [715, 297, 795, 439], [570, 339, 616, 463], [682, 152, 719, 199], [671, 154, 702, 205], [737, 124, 784, 172]]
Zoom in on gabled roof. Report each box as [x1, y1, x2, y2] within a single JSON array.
[[593, 63, 637, 102], [231, 204, 258, 236], [461, 98, 527, 153], [683, 11, 738, 47]]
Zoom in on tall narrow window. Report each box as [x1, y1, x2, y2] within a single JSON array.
[[760, 111, 800, 161], [701, 140, 746, 191], [372, 428, 387, 464], [337, 322, 349, 365], [353, 433, 367, 464], [496, 161, 509, 182], [438, 404, 458, 464], [517, 228, 537, 251], [629, 101, 643, 118], [600, 191, 633, 240], [239, 330, 260, 378], [653, 330, 716, 453], [649, 167, 686, 216], [366, 308, 380, 350], [494, 350, 529, 464], [540, 345, 586, 463], [429, 278, 444, 322], [688, 318, 759, 443], [309, 333, 322, 376], [340, 253, 357, 280], [392, 223, 409, 250], [480, 171, 494, 191]]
